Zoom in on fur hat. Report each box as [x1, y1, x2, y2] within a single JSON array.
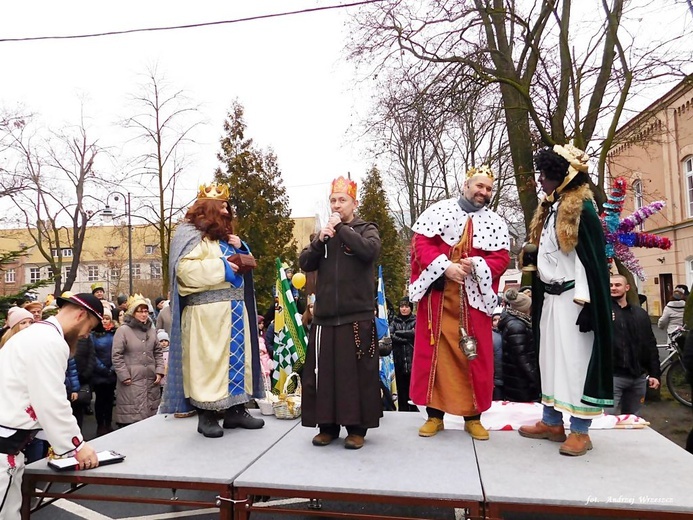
[[504, 288, 531, 315], [7, 307, 34, 329]]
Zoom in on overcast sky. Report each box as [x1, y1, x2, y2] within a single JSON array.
[[0, 1, 372, 223], [2, 1, 692, 228]]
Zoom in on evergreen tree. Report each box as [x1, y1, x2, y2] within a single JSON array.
[[214, 101, 297, 313], [0, 247, 52, 320], [358, 166, 407, 303]]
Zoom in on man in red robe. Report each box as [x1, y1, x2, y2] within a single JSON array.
[[409, 166, 509, 440]]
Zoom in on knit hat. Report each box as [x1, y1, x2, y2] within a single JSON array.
[[157, 329, 169, 342], [504, 288, 531, 315], [117, 294, 128, 306], [7, 307, 33, 329], [673, 288, 686, 301], [492, 306, 503, 317], [102, 307, 112, 319]]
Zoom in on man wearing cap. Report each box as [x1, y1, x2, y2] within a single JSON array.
[[22, 301, 43, 322], [498, 288, 539, 402], [92, 283, 115, 311], [0, 293, 102, 519], [299, 176, 382, 449], [409, 166, 509, 441], [518, 144, 612, 456], [160, 183, 264, 438], [390, 297, 417, 411]]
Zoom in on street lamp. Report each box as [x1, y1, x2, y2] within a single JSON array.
[[103, 191, 133, 296]]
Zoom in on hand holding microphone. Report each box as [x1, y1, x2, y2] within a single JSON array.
[[321, 212, 341, 242]]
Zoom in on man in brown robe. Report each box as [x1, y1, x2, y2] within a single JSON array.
[[299, 176, 382, 450]]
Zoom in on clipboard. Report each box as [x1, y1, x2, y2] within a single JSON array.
[[47, 450, 125, 471]]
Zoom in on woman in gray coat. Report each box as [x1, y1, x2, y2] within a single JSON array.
[[112, 296, 165, 427]]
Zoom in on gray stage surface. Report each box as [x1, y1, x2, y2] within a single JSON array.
[[233, 411, 484, 519], [22, 411, 300, 519], [475, 427, 693, 518]]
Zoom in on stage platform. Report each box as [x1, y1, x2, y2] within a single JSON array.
[[20, 410, 693, 519], [233, 412, 484, 519], [21, 411, 300, 520], [476, 427, 693, 519]]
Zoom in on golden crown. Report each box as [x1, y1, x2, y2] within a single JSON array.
[[330, 176, 357, 200], [126, 293, 148, 313], [466, 165, 495, 181], [197, 183, 230, 201]]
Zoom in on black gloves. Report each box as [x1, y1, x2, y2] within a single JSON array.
[[576, 303, 593, 332]]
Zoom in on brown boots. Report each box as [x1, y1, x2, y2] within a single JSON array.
[[519, 421, 593, 456], [559, 433, 593, 456], [518, 421, 567, 442]]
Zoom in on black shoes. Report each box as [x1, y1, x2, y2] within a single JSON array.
[[223, 405, 265, 429], [197, 409, 224, 438]]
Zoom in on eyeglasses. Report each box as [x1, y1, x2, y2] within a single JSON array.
[[134, 308, 149, 314]]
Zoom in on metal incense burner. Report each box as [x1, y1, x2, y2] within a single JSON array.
[[459, 327, 478, 360]]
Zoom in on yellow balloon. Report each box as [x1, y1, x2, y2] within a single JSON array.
[[291, 272, 306, 290]]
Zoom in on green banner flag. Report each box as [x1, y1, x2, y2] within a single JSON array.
[[271, 258, 307, 393]]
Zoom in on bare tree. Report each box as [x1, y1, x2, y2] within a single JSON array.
[[361, 65, 518, 234], [122, 65, 204, 292], [0, 113, 107, 295], [348, 0, 693, 230]]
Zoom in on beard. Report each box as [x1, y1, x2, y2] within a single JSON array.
[[467, 194, 491, 208]]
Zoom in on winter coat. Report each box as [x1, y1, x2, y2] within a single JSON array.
[[492, 330, 503, 388], [389, 312, 415, 376], [612, 302, 661, 380], [498, 310, 540, 402], [91, 328, 117, 386], [299, 217, 381, 325], [74, 338, 96, 386], [112, 315, 164, 424], [65, 357, 80, 395], [658, 300, 686, 335]]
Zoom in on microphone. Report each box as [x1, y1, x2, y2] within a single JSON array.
[[322, 213, 340, 242]]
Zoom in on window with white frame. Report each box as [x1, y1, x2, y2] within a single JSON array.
[[110, 267, 120, 281], [150, 262, 161, 279], [29, 267, 41, 283], [132, 263, 141, 279], [63, 267, 71, 280], [686, 157, 693, 217], [4, 269, 15, 283], [50, 248, 73, 257], [633, 179, 644, 231], [87, 265, 99, 282], [145, 245, 157, 255]]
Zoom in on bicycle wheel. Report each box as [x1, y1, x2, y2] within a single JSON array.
[[665, 358, 692, 408]]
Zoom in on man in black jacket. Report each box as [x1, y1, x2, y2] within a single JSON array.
[[299, 176, 382, 450], [608, 274, 661, 415]]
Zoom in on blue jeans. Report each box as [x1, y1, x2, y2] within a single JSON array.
[[542, 405, 592, 434]]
